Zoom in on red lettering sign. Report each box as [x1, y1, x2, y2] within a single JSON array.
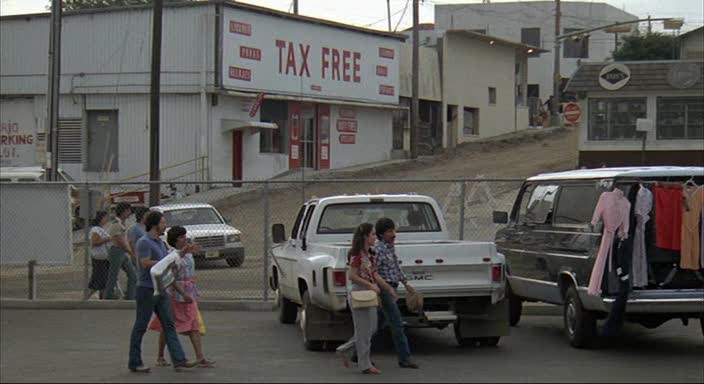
[[342, 50, 351, 82], [336, 119, 358, 133], [353, 52, 361, 83], [230, 21, 252, 36], [379, 85, 395, 96], [339, 134, 356, 144], [379, 47, 394, 59], [249, 93, 266, 118], [229, 66, 252, 81], [376, 65, 388, 77], [339, 108, 356, 119], [240, 46, 261, 61], [311, 85, 322, 92]]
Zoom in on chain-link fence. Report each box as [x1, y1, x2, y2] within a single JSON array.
[[0, 178, 524, 301]]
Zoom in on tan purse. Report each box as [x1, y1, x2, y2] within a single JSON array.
[[350, 290, 379, 309]]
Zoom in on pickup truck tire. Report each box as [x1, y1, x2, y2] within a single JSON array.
[[564, 286, 596, 348], [700, 317, 703, 337], [226, 255, 244, 268], [277, 290, 298, 325], [300, 291, 325, 351], [478, 337, 501, 347], [508, 284, 523, 327], [453, 320, 477, 347]]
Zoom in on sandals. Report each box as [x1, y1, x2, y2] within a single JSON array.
[[197, 358, 216, 368], [362, 367, 381, 375], [336, 351, 350, 369], [155, 358, 171, 367]]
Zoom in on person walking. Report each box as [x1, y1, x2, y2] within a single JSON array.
[[336, 223, 397, 375], [148, 226, 215, 368], [374, 217, 420, 369], [88, 210, 112, 299], [105, 203, 137, 300], [128, 206, 150, 257], [128, 211, 197, 373]]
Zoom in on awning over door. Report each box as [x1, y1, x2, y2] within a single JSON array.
[[221, 119, 278, 133]]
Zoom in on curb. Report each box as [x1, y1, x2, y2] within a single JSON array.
[[0, 299, 276, 312], [1, 299, 562, 316]]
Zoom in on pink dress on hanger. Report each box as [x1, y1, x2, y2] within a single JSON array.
[[588, 189, 631, 296]]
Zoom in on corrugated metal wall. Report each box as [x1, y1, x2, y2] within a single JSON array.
[[0, 4, 216, 95]]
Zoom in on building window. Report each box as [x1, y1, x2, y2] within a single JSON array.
[[588, 98, 647, 140], [58, 118, 82, 164], [260, 100, 287, 154], [563, 28, 589, 58], [463, 107, 478, 136], [521, 28, 541, 57], [657, 97, 704, 140], [488, 87, 497, 105]]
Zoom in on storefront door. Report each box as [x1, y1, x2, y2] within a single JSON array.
[[301, 105, 316, 169], [288, 102, 302, 169], [232, 130, 243, 187], [317, 104, 330, 169]]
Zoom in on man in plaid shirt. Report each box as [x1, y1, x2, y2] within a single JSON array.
[[374, 218, 420, 369]]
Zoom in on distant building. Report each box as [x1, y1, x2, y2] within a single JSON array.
[[565, 60, 704, 168], [680, 27, 704, 60], [434, 1, 638, 105]]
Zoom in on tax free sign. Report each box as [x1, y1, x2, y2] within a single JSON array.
[[222, 8, 401, 104]]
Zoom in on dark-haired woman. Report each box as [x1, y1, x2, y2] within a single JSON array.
[[335, 223, 396, 375], [88, 211, 112, 299]]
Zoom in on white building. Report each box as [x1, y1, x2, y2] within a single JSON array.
[[397, 25, 545, 153], [0, 1, 404, 183], [434, 1, 638, 104]]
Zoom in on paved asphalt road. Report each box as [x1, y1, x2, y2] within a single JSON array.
[[1, 309, 702, 383]]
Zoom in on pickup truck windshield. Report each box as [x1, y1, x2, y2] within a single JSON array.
[[164, 208, 223, 226], [317, 202, 441, 234]]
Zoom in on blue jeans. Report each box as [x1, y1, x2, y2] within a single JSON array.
[[128, 286, 187, 369], [378, 287, 412, 364], [105, 246, 137, 300]]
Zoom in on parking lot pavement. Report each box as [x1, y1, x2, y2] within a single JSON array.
[[1, 309, 702, 383]]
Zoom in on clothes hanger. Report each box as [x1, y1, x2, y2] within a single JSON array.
[[684, 175, 698, 188]]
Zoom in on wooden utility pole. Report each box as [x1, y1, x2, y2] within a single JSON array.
[[293, 0, 299, 15], [46, 0, 62, 181], [410, 0, 419, 159], [551, 0, 561, 127], [149, 0, 164, 206], [387, 0, 392, 32]]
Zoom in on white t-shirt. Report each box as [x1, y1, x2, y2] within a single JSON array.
[[89, 226, 112, 260]]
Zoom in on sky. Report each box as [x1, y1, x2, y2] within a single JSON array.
[[0, 0, 702, 33]]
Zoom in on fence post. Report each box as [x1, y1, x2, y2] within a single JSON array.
[[28, 260, 37, 300], [458, 181, 466, 240], [82, 183, 92, 300], [263, 181, 270, 302]]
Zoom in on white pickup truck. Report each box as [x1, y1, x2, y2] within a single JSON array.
[[269, 194, 509, 350]]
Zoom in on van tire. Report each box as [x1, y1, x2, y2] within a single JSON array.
[[564, 286, 596, 348], [277, 289, 298, 324], [508, 284, 523, 327]]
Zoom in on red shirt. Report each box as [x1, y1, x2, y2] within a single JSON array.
[[654, 186, 683, 250], [350, 252, 376, 284]]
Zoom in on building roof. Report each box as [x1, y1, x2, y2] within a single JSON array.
[[0, 0, 407, 42], [528, 166, 704, 181], [679, 26, 704, 40], [445, 29, 548, 54], [565, 60, 704, 93]]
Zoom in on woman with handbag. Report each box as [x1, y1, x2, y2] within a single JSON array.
[[88, 211, 112, 299], [336, 223, 397, 375]]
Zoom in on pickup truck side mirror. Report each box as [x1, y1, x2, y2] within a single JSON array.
[[225, 216, 232, 224], [272, 224, 286, 244], [492, 211, 509, 224]]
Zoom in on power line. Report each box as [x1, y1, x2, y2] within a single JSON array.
[[394, 0, 411, 32]]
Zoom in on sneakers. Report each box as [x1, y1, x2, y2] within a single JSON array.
[[129, 365, 151, 373], [173, 360, 198, 371], [399, 360, 420, 369]]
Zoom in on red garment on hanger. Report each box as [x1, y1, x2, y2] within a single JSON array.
[[654, 186, 683, 250]]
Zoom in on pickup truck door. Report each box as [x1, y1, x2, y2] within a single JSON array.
[[281, 203, 317, 301], [277, 204, 307, 298]]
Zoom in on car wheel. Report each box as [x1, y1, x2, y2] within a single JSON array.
[[277, 289, 298, 325], [226, 255, 244, 268], [453, 319, 477, 347], [564, 285, 596, 349], [508, 284, 523, 327], [300, 290, 325, 351], [478, 337, 501, 347]]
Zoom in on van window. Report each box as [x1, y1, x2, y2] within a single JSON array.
[[523, 185, 559, 224], [554, 185, 600, 226]]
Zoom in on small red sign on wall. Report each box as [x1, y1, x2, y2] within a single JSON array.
[[376, 65, 388, 77], [311, 85, 322, 92], [240, 46, 261, 61], [339, 134, 356, 144], [339, 108, 356, 119], [378, 47, 395, 59], [230, 21, 252, 36], [379, 85, 395, 96], [229, 66, 252, 81], [336, 119, 358, 133]]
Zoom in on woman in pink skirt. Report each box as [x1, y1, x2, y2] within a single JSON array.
[[148, 226, 214, 368]]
